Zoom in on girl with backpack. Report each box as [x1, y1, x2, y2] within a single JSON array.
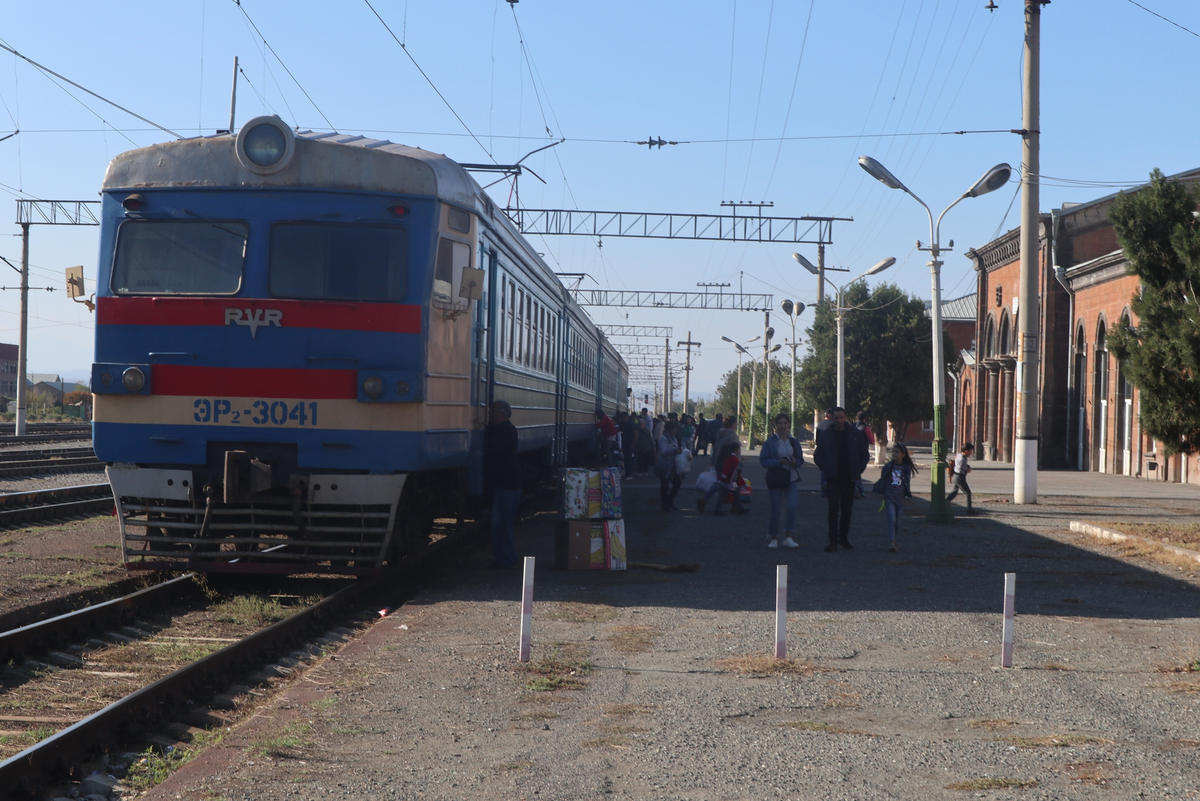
[[872, 443, 918, 552], [759, 412, 804, 549]]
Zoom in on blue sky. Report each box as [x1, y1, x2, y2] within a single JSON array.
[[1, 1, 1197, 394]]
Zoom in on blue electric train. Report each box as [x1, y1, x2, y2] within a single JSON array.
[[92, 115, 628, 575]]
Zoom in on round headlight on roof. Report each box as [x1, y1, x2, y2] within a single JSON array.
[[235, 115, 295, 175]]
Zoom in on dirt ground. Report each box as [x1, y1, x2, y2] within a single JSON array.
[[0, 512, 129, 626], [136, 458, 1200, 801]]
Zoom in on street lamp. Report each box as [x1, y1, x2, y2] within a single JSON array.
[[779, 299, 807, 434], [859, 155, 1012, 523], [753, 342, 782, 447], [797, 255, 895, 408], [720, 334, 758, 439]]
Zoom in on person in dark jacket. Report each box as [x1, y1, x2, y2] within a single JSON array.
[[872, 443, 917, 552], [812, 407, 870, 552], [484, 400, 523, 568]]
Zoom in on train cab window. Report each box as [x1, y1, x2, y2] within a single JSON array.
[[433, 237, 471, 310], [270, 223, 407, 301], [112, 219, 247, 295]]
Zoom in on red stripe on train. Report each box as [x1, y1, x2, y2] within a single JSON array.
[[153, 365, 358, 399], [97, 297, 422, 334]]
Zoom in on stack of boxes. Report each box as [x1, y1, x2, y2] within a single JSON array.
[[556, 467, 626, 570]]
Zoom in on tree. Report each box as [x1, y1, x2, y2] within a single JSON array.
[[796, 282, 950, 443], [711, 357, 793, 443], [1108, 169, 1200, 455]]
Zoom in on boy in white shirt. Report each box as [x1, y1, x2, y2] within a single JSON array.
[[945, 443, 977, 514]]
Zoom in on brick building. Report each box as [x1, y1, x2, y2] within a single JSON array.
[[953, 168, 1200, 485]]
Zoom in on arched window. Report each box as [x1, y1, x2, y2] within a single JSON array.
[[1092, 320, 1109, 472], [984, 316, 996, 358], [998, 313, 1011, 355]]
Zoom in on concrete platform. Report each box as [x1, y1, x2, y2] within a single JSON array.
[[146, 455, 1200, 800]]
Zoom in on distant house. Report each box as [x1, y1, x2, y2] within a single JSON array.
[[30, 382, 66, 404], [0, 343, 16, 397]]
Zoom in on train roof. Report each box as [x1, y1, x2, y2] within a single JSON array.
[[102, 127, 480, 209]]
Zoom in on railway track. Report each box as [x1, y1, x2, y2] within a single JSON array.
[[0, 484, 113, 528], [0, 456, 103, 479], [0, 511, 485, 798]]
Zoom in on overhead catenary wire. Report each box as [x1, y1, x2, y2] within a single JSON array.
[[0, 38, 181, 139], [363, 0, 497, 164], [1124, 0, 1200, 39], [761, 0, 815, 199], [231, 0, 333, 130]]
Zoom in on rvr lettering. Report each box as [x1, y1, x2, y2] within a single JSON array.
[[225, 308, 283, 339]]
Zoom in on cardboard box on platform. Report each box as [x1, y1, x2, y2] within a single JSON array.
[[556, 519, 626, 571], [561, 468, 623, 520], [556, 520, 594, 570]]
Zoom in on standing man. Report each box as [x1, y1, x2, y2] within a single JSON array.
[[695, 413, 708, 454], [485, 399, 522, 568], [813, 407, 869, 552]]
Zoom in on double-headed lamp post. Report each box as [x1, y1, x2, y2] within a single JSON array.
[[793, 254, 893, 409], [858, 155, 1012, 523], [779, 300, 807, 434], [721, 334, 758, 437]]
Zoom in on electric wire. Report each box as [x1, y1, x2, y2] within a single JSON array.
[[1124, 0, 1200, 39], [737, 0, 776, 200], [0, 38, 180, 139], [363, 0, 496, 164], [761, 0, 815, 199], [231, 0, 333, 130], [720, 0, 738, 200]]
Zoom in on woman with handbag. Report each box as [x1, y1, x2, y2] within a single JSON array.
[[759, 413, 804, 549], [656, 420, 683, 512]]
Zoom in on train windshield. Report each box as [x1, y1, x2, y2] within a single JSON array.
[[111, 220, 247, 295], [269, 223, 408, 302]]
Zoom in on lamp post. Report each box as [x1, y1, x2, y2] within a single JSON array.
[[721, 335, 758, 437], [794, 254, 893, 408], [779, 300, 807, 433], [858, 155, 1012, 523], [762, 325, 776, 448]]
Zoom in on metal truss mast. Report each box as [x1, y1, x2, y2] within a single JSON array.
[[599, 325, 673, 338], [573, 289, 772, 312], [16, 200, 100, 226], [508, 208, 850, 245]]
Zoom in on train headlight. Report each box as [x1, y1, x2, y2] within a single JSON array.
[[363, 375, 384, 399], [121, 366, 145, 393], [235, 116, 295, 175]]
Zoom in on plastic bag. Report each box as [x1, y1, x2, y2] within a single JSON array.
[[675, 449, 693, 476], [694, 468, 717, 493]]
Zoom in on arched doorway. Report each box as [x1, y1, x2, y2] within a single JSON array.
[[1092, 323, 1109, 473]]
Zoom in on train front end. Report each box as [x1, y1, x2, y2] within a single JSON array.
[[93, 118, 481, 575]]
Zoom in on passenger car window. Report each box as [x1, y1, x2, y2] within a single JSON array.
[[112, 220, 247, 295], [270, 223, 407, 301]]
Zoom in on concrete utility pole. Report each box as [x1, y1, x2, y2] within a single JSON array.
[[816, 243, 826, 306], [677, 332, 701, 415], [1014, 0, 1043, 504], [662, 338, 670, 415], [16, 224, 28, 435], [763, 313, 774, 445]]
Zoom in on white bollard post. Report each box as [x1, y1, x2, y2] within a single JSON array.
[[519, 556, 535, 663], [775, 565, 787, 660], [1001, 572, 1016, 668]]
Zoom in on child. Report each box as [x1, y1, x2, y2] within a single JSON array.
[[873, 444, 917, 552], [945, 443, 976, 514], [698, 440, 748, 516]]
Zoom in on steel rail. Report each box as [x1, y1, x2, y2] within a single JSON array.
[[0, 457, 103, 479], [0, 484, 113, 528], [0, 447, 94, 462], [0, 577, 370, 797], [0, 574, 197, 665]]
